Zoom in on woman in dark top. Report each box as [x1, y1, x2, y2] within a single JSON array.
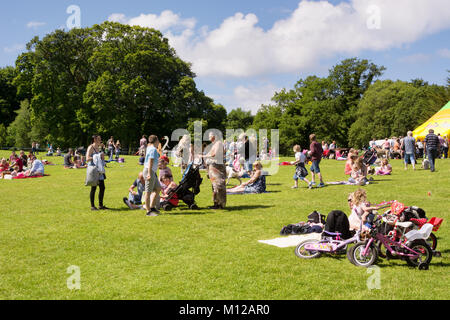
[[86, 135, 108, 211]]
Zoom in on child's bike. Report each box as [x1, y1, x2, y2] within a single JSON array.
[[348, 215, 434, 269], [376, 200, 443, 255], [295, 228, 364, 260]]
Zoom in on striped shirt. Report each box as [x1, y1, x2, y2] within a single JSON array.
[[424, 133, 440, 150]]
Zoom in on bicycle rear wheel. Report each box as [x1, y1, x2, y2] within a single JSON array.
[[405, 240, 432, 268]]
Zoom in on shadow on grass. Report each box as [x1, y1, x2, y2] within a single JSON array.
[[224, 204, 274, 211], [104, 203, 276, 216]]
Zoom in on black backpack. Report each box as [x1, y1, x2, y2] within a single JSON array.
[[308, 211, 326, 224], [325, 210, 352, 239]]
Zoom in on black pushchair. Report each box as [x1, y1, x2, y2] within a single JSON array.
[[363, 149, 377, 166], [161, 163, 203, 211]]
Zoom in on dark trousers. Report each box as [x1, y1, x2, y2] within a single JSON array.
[[90, 180, 105, 207], [427, 149, 438, 172]]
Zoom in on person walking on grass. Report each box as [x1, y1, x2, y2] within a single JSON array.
[[143, 135, 161, 216], [424, 129, 440, 172], [291, 145, 311, 189], [309, 134, 325, 189], [403, 131, 416, 170]]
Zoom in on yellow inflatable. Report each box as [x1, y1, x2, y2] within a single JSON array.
[[413, 101, 450, 140]]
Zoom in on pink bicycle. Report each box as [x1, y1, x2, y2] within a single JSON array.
[[348, 214, 434, 269]]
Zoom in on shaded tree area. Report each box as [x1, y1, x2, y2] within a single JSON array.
[[6, 22, 226, 150]]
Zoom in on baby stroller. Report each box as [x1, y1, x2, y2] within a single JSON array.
[[363, 149, 377, 166], [161, 163, 203, 211]]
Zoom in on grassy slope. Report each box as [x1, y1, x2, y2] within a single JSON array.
[[0, 150, 449, 300]]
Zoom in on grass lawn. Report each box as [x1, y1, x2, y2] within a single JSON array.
[[0, 150, 449, 300]]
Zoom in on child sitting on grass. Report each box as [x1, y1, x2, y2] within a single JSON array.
[[160, 172, 179, 209], [375, 158, 392, 175], [0, 158, 10, 176], [158, 156, 172, 185], [291, 145, 311, 189], [345, 154, 359, 175], [349, 157, 369, 185], [348, 189, 378, 231]]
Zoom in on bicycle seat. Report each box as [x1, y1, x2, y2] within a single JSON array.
[[406, 223, 433, 242], [396, 221, 413, 229], [324, 231, 341, 236]]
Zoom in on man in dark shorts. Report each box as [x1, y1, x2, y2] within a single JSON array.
[[309, 134, 325, 189], [424, 129, 440, 172]]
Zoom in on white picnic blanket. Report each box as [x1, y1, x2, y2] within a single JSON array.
[[258, 233, 322, 248]]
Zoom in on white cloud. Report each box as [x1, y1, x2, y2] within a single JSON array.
[[26, 21, 46, 29], [233, 84, 280, 114], [219, 83, 280, 114], [437, 48, 450, 59], [109, 1, 450, 111], [108, 10, 196, 32], [3, 44, 25, 54], [112, 0, 450, 78]]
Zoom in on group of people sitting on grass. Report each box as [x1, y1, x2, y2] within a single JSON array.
[[0, 150, 45, 179], [63, 148, 88, 169], [344, 148, 392, 184]]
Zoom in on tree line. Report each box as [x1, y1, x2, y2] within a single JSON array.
[[0, 22, 449, 154]]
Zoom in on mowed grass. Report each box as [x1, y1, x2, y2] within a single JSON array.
[[0, 150, 449, 300]]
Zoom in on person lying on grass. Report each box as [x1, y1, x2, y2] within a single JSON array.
[[227, 161, 266, 194], [123, 172, 146, 210], [348, 189, 378, 232]]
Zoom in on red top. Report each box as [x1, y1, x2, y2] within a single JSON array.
[[0, 163, 9, 172], [12, 158, 23, 171]]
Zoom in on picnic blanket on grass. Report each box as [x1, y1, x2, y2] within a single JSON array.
[[258, 233, 322, 248], [7, 174, 50, 180], [326, 181, 368, 186]]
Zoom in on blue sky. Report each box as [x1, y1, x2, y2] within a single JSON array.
[[1, 0, 449, 113]]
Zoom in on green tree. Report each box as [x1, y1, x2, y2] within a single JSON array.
[[348, 80, 449, 148], [226, 108, 254, 130], [7, 100, 32, 148], [13, 22, 223, 150], [252, 58, 385, 154], [0, 66, 21, 127]]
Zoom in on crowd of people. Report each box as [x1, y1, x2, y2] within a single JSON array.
[[0, 149, 45, 179], [369, 130, 448, 171], [120, 132, 271, 215], [2, 127, 446, 214]]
